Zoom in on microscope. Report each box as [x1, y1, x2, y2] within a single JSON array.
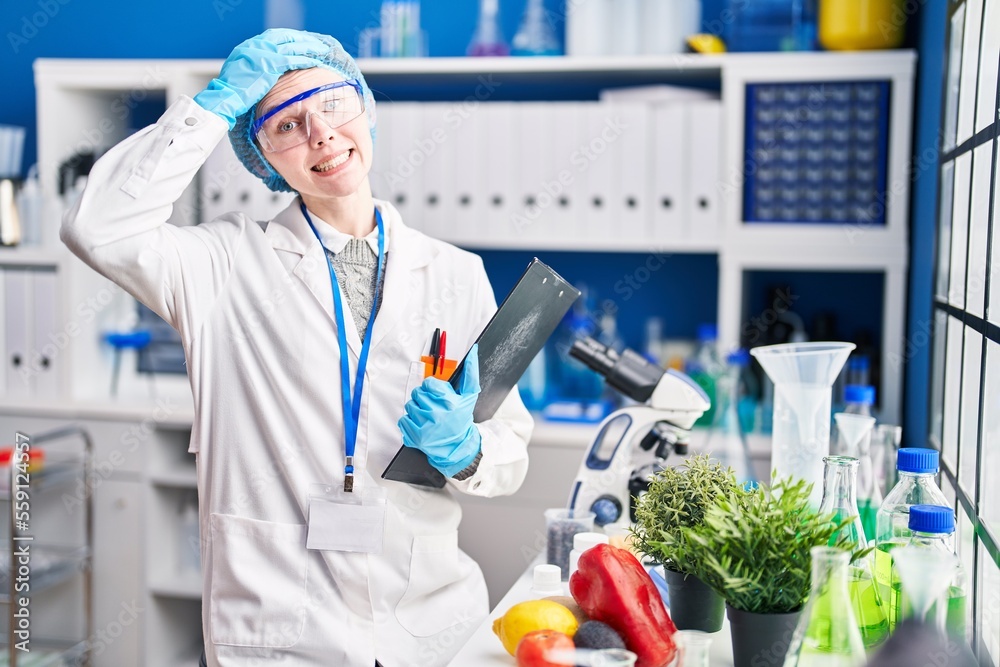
[[566, 336, 711, 526]]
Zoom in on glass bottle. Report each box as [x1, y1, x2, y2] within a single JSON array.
[[817, 456, 889, 648], [889, 505, 967, 639], [704, 350, 755, 485], [874, 448, 949, 618], [783, 547, 867, 667], [687, 323, 722, 427], [674, 629, 713, 667]]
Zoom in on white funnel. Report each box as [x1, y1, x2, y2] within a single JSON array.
[[751, 342, 855, 506], [893, 546, 958, 630], [834, 412, 877, 458]]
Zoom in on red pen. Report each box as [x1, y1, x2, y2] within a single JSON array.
[[437, 331, 447, 377]]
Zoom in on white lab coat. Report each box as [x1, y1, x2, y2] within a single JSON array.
[[61, 97, 533, 667]]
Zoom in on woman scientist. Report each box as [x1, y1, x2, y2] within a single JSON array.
[[61, 29, 533, 667]]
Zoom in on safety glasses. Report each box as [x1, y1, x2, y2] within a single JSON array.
[[252, 80, 365, 153]]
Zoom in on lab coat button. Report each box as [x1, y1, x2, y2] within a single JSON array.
[[185, 117, 197, 126]]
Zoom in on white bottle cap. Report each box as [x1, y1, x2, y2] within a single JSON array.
[[573, 531, 609, 552], [531, 563, 563, 596]]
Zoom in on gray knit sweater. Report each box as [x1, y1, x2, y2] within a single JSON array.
[[326, 238, 384, 338]]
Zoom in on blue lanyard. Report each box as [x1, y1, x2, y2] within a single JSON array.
[[301, 202, 385, 492]]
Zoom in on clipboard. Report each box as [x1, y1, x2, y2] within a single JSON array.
[[382, 258, 581, 488]]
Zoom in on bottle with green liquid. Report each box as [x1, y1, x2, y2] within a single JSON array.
[[874, 448, 949, 629], [817, 456, 890, 648], [888, 505, 967, 639]]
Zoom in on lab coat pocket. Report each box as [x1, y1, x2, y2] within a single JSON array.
[[403, 360, 425, 402], [394, 531, 488, 637], [209, 514, 309, 649]]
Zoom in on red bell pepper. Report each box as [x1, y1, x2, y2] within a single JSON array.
[[569, 544, 677, 667]]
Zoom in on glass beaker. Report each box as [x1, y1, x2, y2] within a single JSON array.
[[675, 629, 713, 667], [751, 342, 855, 507], [784, 547, 867, 667], [833, 413, 878, 540], [817, 456, 889, 648]]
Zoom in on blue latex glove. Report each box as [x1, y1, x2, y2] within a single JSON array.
[[398, 345, 483, 478], [194, 29, 331, 129]]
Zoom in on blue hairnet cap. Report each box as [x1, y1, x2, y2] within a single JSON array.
[[228, 30, 377, 193]]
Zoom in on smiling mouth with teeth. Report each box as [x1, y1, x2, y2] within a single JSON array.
[[312, 150, 352, 172]]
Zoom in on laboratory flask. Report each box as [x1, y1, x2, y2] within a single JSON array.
[[468, 0, 509, 56], [783, 547, 867, 667], [817, 456, 889, 648], [874, 448, 949, 620], [889, 505, 967, 639], [832, 412, 878, 539], [750, 342, 855, 507], [512, 0, 561, 55]]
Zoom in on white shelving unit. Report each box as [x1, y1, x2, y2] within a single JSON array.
[[0, 50, 918, 663]]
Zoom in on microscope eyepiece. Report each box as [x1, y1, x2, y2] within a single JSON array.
[[569, 336, 665, 404], [569, 337, 617, 376]]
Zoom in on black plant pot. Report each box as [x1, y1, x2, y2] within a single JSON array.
[[726, 604, 802, 667], [663, 568, 725, 632]]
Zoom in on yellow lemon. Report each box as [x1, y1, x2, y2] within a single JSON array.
[[491, 599, 579, 656], [542, 595, 589, 626]]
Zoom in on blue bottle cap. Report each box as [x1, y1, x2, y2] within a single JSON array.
[[848, 355, 871, 371], [908, 505, 955, 534], [844, 384, 876, 405], [697, 323, 718, 342], [897, 447, 939, 474], [727, 348, 750, 366]]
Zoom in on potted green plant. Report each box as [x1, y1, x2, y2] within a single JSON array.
[[632, 454, 740, 632], [671, 475, 859, 667]]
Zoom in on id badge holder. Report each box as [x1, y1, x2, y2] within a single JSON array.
[[306, 484, 387, 553]]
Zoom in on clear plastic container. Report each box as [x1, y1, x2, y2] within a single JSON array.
[[568, 531, 609, 578], [530, 563, 563, 597], [874, 448, 950, 617], [674, 629, 713, 667], [546, 508, 596, 580]]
